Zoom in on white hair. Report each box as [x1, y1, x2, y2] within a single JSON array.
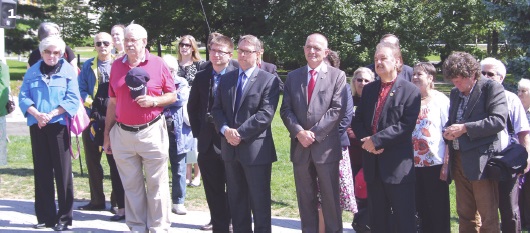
[[519, 78, 530, 90], [39, 35, 66, 55], [125, 23, 147, 39], [481, 57, 507, 78], [162, 54, 179, 72]]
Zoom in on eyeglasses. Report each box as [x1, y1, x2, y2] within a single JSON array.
[[96, 41, 111, 47], [356, 78, 371, 83], [518, 89, 529, 94], [210, 49, 230, 56], [43, 50, 61, 56], [237, 49, 257, 56], [303, 45, 323, 52], [124, 38, 142, 43], [481, 71, 496, 77], [179, 43, 192, 48]]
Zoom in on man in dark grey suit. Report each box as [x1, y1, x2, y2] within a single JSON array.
[[188, 35, 236, 232], [442, 51, 507, 232], [211, 34, 280, 233], [280, 33, 347, 233]]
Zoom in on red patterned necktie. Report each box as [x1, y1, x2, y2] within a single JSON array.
[[308, 69, 317, 104]]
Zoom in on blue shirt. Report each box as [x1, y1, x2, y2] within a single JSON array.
[[19, 59, 80, 126]]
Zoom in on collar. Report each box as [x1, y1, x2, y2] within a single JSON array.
[[212, 67, 228, 76], [307, 62, 324, 74], [239, 65, 257, 78], [121, 49, 149, 64], [381, 78, 396, 88]]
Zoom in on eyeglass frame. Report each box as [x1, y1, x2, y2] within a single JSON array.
[[95, 41, 111, 47]]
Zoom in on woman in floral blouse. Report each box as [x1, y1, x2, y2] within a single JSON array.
[[411, 62, 451, 233]]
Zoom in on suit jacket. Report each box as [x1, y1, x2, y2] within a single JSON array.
[[260, 61, 284, 91], [280, 64, 348, 164], [446, 78, 507, 180], [351, 75, 421, 184], [211, 67, 280, 165], [188, 63, 238, 154]]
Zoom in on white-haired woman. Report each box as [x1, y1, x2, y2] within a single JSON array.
[[19, 35, 80, 231], [518, 78, 530, 229]]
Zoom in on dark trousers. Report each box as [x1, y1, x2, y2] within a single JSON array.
[[499, 175, 520, 233], [520, 173, 530, 229], [415, 165, 450, 233], [106, 153, 125, 209], [293, 160, 342, 233], [81, 128, 105, 206], [225, 160, 272, 233], [367, 170, 416, 233], [30, 123, 73, 226], [198, 144, 230, 233]]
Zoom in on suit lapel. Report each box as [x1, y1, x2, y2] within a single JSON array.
[[226, 71, 238, 113], [234, 68, 259, 114], [308, 64, 328, 106], [378, 77, 403, 126], [462, 79, 483, 120]]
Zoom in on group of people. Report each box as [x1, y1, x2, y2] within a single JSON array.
[[14, 19, 530, 233]]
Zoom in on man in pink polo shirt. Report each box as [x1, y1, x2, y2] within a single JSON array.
[[103, 23, 176, 232]]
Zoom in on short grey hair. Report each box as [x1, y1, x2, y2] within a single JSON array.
[[480, 57, 507, 78], [39, 35, 66, 56], [125, 23, 148, 39], [238, 35, 261, 51], [37, 22, 60, 41], [519, 78, 530, 90]]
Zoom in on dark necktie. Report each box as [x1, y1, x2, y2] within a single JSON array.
[[235, 72, 247, 111], [308, 69, 317, 104]]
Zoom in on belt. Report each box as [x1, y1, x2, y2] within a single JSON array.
[[116, 114, 162, 132]]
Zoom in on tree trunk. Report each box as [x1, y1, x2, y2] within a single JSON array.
[[492, 29, 499, 56]]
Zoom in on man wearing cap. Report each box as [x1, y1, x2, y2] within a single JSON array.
[[103, 23, 176, 232]]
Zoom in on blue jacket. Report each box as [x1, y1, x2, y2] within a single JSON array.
[[19, 59, 80, 126], [78, 57, 98, 115], [165, 76, 195, 154]]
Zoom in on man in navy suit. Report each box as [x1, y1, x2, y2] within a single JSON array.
[[188, 35, 236, 232], [211, 34, 280, 233], [352, 41, 421, 233]]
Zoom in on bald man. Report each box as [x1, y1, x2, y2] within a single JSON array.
[[78, 32, 115, 211]]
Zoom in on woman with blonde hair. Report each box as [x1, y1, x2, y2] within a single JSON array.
[[176, 35, 205, 187]]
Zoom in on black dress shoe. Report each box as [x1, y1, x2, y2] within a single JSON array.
[[33, 223, 46, 229], [109, 214, 125, 221], [200, 222, 213, 231], [78, 203, 106, 211], [53, 222, 69, 231]]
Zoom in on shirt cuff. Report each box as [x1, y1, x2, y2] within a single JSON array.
[[220, 125, 228, 135]]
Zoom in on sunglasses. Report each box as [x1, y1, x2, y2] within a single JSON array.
[[96, 41, 111, 47], [179, 43, 192, 48], [481, 71, 496, 77]]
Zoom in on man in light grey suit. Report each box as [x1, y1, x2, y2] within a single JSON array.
[[280, 33, 347, 233], [443, 51, 508, 232], [211, 34, 280, 233]]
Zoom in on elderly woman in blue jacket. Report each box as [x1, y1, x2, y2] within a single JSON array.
[[163, 55, 196, 215], [18, 35, 80, 231]]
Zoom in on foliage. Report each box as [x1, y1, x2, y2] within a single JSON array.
[[487, 0, 530, 79], [49, 0, 97, 47]]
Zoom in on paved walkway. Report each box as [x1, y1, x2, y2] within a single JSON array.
[[0, 199, 355, 232]]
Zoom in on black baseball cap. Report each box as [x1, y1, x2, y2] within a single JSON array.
[[125, 67, 150, 99]]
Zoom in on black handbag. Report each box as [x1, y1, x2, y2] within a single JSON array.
[[5, 94, 15, 114], [486, 118, 528, 181]]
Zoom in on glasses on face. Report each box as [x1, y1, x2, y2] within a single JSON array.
[[518, 89, 529, 94], [237, 49, 256, 56], [210, 49, 230, 56], [179, 43, 192, 48], [304, 45, 323, 52], [124, 38, 142, 44], [481, 71, 496, 77], [96, 41, 111, 47], [43, 50, 61, 56], [356, 78, 371, 83]]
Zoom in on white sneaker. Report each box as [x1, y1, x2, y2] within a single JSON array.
[[190, 178, 201, 187], [172, 204, 187, 215]]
